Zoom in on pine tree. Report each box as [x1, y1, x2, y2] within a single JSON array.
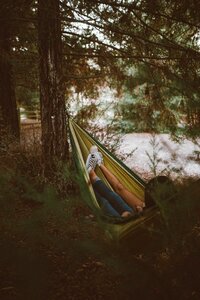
[[0, 2, 20, 138], [38, 0, 68, 167]]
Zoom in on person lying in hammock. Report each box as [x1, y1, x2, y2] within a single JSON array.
[[86, 145, 145, 218]]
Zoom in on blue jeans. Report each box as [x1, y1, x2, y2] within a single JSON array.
[[93, 179, 134, 217], [94, 191, 121, 217]]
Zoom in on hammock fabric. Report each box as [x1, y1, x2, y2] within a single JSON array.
[[69, 119, 159, 240]]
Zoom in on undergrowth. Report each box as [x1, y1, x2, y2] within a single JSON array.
[[0, 133, 200, 300]]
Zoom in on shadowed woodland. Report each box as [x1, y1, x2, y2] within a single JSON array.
[[0, 1, 200, 299]]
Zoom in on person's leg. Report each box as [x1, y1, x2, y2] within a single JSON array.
[[93, 179, 134, 216], [94, 191, 121, 217], [87, 161, 133, 217], [99, 164, 145, 211], [89, 169, 98, 184]]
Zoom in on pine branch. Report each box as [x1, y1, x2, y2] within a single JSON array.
[[63, 47, 183, 60], [64, 74, 103, 80], [95, 0, 200, 29], [62, 16, 200, 57], [63, 30, 126, 54], [132, 10, 196, 52]]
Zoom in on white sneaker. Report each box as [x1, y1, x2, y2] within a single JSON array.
[[94, 151, 104, 166], [89, 145, 103, 166], [86, 153, 98, 172], [90, 145, 98, 154]]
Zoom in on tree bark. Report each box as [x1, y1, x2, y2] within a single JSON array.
[[38, 0, 68, 167], [0, 20, 20, 139]]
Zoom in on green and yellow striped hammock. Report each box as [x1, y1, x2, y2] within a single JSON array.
[[69, 119, 159, 240]]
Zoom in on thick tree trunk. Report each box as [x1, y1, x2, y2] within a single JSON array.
[[38, 0, 68, 167], [0, 21, 20, 139]]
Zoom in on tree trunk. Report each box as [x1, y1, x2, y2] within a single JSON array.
[[0, 20, 20, 139], [38, 0, 68, 168]]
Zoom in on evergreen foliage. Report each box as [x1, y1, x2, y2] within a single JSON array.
[[0, 0, 200, 158]]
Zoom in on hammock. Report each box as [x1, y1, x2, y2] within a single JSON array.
[[69, 119, 160, 240]]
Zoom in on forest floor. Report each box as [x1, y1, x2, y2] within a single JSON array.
[[1, 125, 200, 300], [1, 179, 200, 300]]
